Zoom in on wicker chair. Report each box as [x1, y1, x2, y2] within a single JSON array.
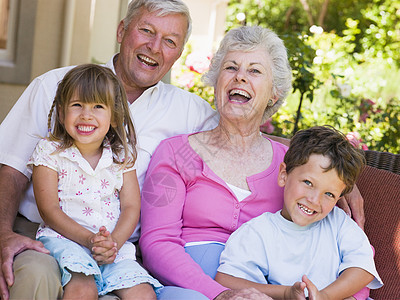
[[364, 150, 400, 175], [356, 150, 400, 299]]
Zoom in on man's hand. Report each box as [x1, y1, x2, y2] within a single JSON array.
[[337, 185, 365, 230], [91, 226, 117, 265], [0, 232, 49, 299], [215, 288, 273, 300]]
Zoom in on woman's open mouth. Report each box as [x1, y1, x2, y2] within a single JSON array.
[[228, 89, 251, 104]]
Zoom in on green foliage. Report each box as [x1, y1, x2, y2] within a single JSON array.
[[225, 0, 400, 153], [173, 0, 400, 153]]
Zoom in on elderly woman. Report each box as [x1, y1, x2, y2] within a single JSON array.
[[139, 25, 291, 300]]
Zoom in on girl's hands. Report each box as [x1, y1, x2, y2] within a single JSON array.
[[91, 226, 118, 265]]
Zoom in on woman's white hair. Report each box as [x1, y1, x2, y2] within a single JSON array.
[[202, 26, 292, 120], [123, 0, 192, 44]]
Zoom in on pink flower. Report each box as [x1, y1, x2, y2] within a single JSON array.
[[82, 207, 93, 216], [101, 179, 109, 189], [361, 144, 369, 150], [346, 132, 361, 148], [260, 119, 275, 134], [185, 51, 211, 74], [176, 72, 195, 88]]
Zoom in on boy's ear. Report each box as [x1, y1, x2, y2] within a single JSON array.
[[277, 162, 288, 187]]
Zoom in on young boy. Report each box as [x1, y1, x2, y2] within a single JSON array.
[[215, 126, 383, 300]]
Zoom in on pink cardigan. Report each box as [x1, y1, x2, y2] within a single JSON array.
[[140, 134, 287, 299]]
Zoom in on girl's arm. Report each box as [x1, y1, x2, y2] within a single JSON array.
[[109, 169, 140, 249], [33, 165, 96, 249]]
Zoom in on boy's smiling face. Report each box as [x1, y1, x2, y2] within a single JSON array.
[[278, 154, 346, 227]]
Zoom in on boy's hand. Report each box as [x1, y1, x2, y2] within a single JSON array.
[[91, 226, 117, 265], [303, 275, 329, 300]]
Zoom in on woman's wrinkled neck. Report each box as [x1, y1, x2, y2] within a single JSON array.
[[210, 118, 264, 153]]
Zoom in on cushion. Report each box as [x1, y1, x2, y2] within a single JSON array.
[[356, 165, 400, 299]]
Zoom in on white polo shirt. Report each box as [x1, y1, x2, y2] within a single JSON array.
[[0, 55, 219, 240]]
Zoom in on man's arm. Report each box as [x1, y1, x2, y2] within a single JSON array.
[[0, 166, 49, 299]]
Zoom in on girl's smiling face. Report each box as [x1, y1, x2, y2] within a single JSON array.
[[62, 95, 112, 152], [278, 154, 346, 227], [214, 48, 275, 125]]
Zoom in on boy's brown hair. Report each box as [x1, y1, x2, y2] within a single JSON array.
[[284, 125, 366, 196]]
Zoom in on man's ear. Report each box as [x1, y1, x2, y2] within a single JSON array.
[[277, 162, 288, 187], [117, 21, 125, 44]]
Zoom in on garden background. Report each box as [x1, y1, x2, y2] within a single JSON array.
[[173, 0, 400, 153]]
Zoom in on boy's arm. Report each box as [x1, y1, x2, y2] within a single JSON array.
[[33, 165, 95, 248], [316, 267, 374, 300], [109, 169, 140, 249], [215, 272, 306, 300]]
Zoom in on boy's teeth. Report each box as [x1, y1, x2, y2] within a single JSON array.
[[298, 204, 314, 215]]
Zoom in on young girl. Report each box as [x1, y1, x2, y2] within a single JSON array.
[[28, 64, 162, 299]]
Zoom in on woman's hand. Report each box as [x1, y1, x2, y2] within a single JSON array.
[[286, 280, 307, 300], [215, 288, 273, 300], [91, 226, 117, 265], [337, 185, 365, 230]]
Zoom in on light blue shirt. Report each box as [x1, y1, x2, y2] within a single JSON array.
[[218, 207, 383, 292]]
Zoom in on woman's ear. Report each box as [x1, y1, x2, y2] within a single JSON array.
[[270, 95, 279, 106], [277, 162, 288, 187]]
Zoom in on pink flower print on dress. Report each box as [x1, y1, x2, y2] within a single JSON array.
[[60, 169, 67, 179], [101, 179, 109, 189], [82, 207, 94, 216], [76, 191, 82, 196], [106, 212, 115, 221], [79, 174, 86, 184]]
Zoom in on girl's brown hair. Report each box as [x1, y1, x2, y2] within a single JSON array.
[[48, 64, 136, 168]]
